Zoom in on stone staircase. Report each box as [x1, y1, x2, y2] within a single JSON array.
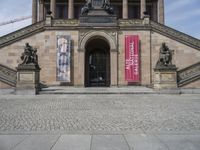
[[1, 61, 199, 92], [0, 64, 17, 87], [0, 19, 199, 89], [150, 21, 200, 87]]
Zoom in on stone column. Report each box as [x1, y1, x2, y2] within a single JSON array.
[[140, 0, 146, 19], [68, 0, 74, 19], [122, 0, 128, 19], [152, 0, 157, 22], [50, 0, 56, 18], [158, 0, 164, 24], [39, 0, 44, 21], [32, 0, 37, 24]]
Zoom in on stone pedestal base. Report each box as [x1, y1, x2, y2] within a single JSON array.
[[16, 64, 40, 95], [79, 9, 117, 26], [154, 67, 177, 90]]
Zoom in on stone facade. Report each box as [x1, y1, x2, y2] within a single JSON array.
[[0, 0, 200, 89], [118, 31, 151, 86], [0, 26, 199, 88]]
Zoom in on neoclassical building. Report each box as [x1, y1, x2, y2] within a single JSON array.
[[0, 0, 200, 89], [32, 0, 164, 23]]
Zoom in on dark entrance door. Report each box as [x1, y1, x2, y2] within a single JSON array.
[[88, 49, 108, 86], [85, 38, 110, 87]]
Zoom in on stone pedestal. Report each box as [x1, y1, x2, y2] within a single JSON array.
[[154, 67, 177, 90], [143, 15, 150, 25], [79, 9, 117, 26], [45, 14, 52, 26], [16, 64, 40, 95]]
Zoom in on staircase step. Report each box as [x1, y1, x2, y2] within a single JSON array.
[[39, 86, 156, 94]]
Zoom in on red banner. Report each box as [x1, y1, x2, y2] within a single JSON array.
[[125, 35, 140, 82]]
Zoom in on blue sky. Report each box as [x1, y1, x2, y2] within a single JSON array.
[[165, 0, 200, 39], [0, 0, 200, 39]]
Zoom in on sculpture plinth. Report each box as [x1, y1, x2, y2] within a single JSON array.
[[16, 43, 41, 95], [154, 67, 177, 90], [153, 43, 178, 90], [79, 0, 117, 26], [16, 64, 40, 95]]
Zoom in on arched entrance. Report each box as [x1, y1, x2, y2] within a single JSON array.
[[85, 38, 110, 87]]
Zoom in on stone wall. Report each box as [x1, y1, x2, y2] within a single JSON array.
[[182, 80, 200, 88], [118, 31, 151, 86], [0, 30, 79, 86], [0, 28, 199, 88], [151, 32, 200, 88], [0, 81, 12, 89]]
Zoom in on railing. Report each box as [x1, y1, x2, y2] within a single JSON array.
[[177, 62, 200, 87], [0, 21, 45, 48], [0, 64, 17, 87], [150, 21, 200, 50]]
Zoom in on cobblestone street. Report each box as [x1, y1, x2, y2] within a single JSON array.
[[0, 94, 200, 134]]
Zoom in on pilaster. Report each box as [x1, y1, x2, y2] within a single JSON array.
[[110, 50, 118, 86]]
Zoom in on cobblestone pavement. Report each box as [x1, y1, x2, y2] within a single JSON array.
[[0, 94, 200, 134]]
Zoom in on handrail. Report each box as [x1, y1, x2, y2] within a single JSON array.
[[0, 21, 45, 48], [150, 21, 200, 50], [177, 62, 200, 87]]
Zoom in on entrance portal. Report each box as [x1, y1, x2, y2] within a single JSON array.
[[85, 38, 110, 87]]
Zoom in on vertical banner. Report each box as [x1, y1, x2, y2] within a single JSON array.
[[57, 35, 71, 82], [125, 35, 140, 82]]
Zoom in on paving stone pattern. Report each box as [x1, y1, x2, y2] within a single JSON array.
[[1, 134, 200, 150], [0, 94, 200, 134]]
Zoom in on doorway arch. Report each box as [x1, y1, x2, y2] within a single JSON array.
[[85, 37, 110, 87]]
